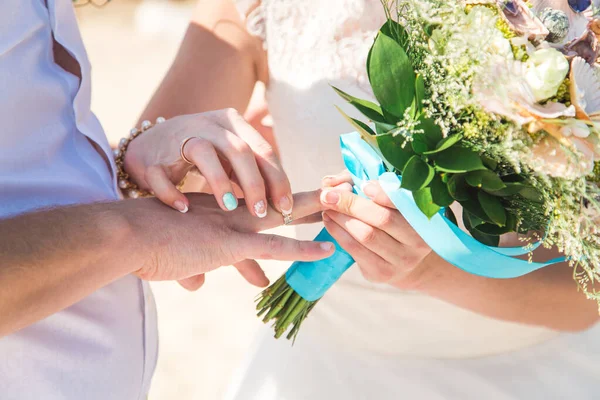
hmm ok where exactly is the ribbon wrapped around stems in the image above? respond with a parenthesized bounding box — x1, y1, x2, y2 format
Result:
(285, 132, 566, 302)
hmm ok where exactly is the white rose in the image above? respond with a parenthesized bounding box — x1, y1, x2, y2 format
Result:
(524, 48, 569, 102)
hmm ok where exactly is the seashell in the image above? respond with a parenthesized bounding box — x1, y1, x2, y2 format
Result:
(569, 56, 600, 120)
(532, 0, 592, 43)
(496, 0, 549, 39)
(539, 7, 570, 43)
(530, 135, 595, 178)
(564, 20, 600, 63)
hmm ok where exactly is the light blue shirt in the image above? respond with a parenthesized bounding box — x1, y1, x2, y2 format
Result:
(0, 1, 158, 398)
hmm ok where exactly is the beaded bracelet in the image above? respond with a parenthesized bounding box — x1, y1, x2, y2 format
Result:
(113, 117, 165, 199)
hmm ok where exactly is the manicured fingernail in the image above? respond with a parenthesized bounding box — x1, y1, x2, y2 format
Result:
(321, 175, 336, 186)
(174, 200, 188, 214)
(362, 182, 377, 198)
(322, 211, 331, 222)
(254, 200, 267, 218)
(320, 242, 334, 251)
(321, 190, 340, 205)
(279, 196, 293, 215)
(222, 192, 238, 211)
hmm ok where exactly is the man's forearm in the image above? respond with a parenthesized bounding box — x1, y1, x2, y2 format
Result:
(0, 200, 152, 337)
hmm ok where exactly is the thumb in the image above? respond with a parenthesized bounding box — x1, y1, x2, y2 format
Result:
(144, 165, 190, 213)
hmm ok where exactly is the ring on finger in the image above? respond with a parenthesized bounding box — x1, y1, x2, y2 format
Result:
(283, 212, 293, 225)
(180, 137, 196, 165)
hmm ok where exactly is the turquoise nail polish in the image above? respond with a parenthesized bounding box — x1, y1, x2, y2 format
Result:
(222, 192, 238, 211)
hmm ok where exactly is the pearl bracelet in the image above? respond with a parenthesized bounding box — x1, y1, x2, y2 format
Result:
(114, 117, 166, 199)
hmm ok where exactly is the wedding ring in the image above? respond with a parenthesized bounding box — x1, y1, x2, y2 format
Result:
(180, 137, 196, 165)
(283, 213, 293, 225)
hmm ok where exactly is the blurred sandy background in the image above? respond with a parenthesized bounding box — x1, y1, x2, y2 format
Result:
(76, 1, 285, 398)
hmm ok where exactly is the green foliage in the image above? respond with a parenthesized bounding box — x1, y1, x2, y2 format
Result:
(478, 191, 507, 227)
(423, 134, 462, 155)
(368, 29, 415, 120)
(332, 86, 385, 123)
(433, 146, 486, 173)
(401, 156, 435, 191)
(376, 133, 414, 171)
(465, 170, 506, 191)
(413, 187, 441, 219)
(431, 175, 454, 207)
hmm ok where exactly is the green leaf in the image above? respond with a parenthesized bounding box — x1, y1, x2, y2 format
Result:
(413, 187, 441, 219)
(486, 182, 525, 196)
(411, 135, 430, 154)
(471, 228, 501, 247)
(505, 213, 517, 231)
(411, 116, 443, 154)
(423, 134, 462, 155)
(418, 116, 443, 145)
(481, 154, 498, 170)
(475, 223, 511, 235)
(465, 170, 506, 191)
(414, 74, 425, 114)
(376, 133, 415, 172)
(335, 106, 379, 151)
(368, 31, 415, 120)
(375, 122, 396, 135)
(380, 19, 410, 47)
(433, 146, 485, 173)
(430, 175, 454, 207)
(447, 174, 469, 201)
(332, 86, 385, 123)
(445, 207, 458, 226)
(462, 209, 481, 230)
(478, 191, 507, 227)
(401, 156, 435, 191)
(461, 197, 493, 224)
(463, 210, 500, 247)
(519, 187, 544, 203)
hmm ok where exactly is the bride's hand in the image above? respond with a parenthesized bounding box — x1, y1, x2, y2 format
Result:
(320, 171, 432, 287)
(123, 108, 293, 217)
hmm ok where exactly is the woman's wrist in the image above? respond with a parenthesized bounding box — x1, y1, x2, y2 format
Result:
(390, 251, 445, 292)
(116, 117, 166, 198)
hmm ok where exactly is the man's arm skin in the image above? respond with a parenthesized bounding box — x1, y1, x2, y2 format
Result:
(0, 192, 329, 337)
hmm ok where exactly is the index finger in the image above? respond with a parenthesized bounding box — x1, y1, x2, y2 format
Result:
(218, 108, 293, 216)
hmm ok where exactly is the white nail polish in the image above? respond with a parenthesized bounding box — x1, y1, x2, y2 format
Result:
(320, 242, 334, 251)
(254, 200, 267, 218)
(174, 201, 188, 214)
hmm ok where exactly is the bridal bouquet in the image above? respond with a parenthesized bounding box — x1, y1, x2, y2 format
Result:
(257, 0, 600, 341)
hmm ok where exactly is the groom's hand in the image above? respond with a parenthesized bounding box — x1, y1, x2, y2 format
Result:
(132, 190, 333, 290)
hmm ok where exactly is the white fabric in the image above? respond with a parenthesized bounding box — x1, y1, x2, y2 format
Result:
(0, 1, 157, 399)
(227, 1, 600, 398)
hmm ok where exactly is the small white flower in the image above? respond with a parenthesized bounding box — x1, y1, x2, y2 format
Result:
(524, 48, 569, 102)
(560, 120, 591, 138)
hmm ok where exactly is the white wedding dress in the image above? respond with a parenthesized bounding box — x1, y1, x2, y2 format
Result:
(225, 1, 600, 398)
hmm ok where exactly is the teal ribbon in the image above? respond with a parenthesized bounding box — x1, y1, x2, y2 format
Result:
(285, 132, 565, 301)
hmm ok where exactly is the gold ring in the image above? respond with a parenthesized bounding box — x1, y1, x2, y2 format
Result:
(283, 213, 293, 225)
(180, 137, 196, 165)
